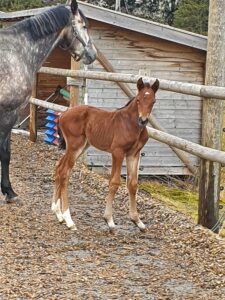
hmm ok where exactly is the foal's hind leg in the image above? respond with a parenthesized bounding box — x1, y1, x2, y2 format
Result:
(53, 150, 77, 229)
(52, 137, 88, 230)
(126, 152, 146, 231)
(104, 152, 124, 231)
(52, 169, 64, 223)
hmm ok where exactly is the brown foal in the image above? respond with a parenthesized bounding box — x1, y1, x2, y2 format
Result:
(52, 78, 159, 231)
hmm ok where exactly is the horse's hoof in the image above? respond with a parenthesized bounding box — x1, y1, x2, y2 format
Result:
(5, 195, 23, 206)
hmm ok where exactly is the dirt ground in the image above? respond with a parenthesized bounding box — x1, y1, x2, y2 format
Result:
(0, 134, 225, 300)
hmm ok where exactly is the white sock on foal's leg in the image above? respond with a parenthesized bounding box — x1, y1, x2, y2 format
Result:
(51, 198, 64, 223)
(103, 205, 116, 231)
(136, 219, 146, 231)
(62, 208, 77, 230)
(107, 217, 116, 231)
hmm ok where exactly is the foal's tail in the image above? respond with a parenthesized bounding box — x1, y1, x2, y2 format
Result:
(58, 127, 66, 150)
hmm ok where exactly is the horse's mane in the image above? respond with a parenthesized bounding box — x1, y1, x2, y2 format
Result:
(8, 5, 71, 40)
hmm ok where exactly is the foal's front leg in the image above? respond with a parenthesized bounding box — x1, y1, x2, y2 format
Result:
(104, 152, 124, 231)
(126, 153, 146, 231)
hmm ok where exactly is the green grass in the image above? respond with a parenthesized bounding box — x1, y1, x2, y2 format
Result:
(140, 181, 199, 221)
(140, 180, 225, 236)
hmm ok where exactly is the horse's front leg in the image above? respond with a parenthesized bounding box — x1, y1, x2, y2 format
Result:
(0, 133, 18, 202)
(126, 152, 146, 232)
(104, 151, 124, 231)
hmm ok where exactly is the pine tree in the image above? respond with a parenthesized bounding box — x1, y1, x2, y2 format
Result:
(173, 0, 209, 35)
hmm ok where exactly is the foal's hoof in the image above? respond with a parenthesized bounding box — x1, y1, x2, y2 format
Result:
(103, 216, 116, 233)
(131, 219, 147, 232)
(139, 226, 147, 233)
(67, 224, 77, 231)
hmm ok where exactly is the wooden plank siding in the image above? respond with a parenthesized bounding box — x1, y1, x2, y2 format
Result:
(37, 47, 71, 101)
(36, 48, 71, 128)
(84, 22, 206, 175)
(17, 47, 71, 128)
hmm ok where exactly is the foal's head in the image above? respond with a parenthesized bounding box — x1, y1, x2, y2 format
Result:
(136, 78, 159, 128)
(60, 0, 96, 64)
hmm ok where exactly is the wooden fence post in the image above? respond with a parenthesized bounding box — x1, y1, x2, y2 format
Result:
(70, 59, 80, 107)
(29, 75, 38, 142)
(198, 0, 225, 231)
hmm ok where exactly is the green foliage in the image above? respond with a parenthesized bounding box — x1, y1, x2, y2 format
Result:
(0, 0, 209, 36)
(173, 0, 209, 35)
(0, 0, 65, 12)
(0, 0, 43, 11)
(85, 0, 178, 25)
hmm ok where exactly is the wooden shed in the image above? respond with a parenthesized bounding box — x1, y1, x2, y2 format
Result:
(0, 2, 207, 175)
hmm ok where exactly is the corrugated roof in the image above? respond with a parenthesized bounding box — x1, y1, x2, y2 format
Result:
(0, 1, 207, 51)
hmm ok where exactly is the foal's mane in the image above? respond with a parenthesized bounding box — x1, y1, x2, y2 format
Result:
(8, 5, 72, 40)
(117, 97, 135, 110)
(118, 82, 151, 110)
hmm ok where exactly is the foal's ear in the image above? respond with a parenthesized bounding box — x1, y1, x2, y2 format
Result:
(66, 0, 78, 14)
(151, 79, 159, 94)
(137, 77, 145, 91)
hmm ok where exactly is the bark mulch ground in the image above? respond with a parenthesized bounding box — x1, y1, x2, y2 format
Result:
(0, 134, 224, 300)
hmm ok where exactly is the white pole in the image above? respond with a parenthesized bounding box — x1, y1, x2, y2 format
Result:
(115, 0, 121, 11)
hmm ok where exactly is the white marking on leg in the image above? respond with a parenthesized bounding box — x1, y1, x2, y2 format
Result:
(107, 218, 115, 230)
(51, 199, 64, 223)
(62, 208, 77, 230)
(136, 219, 146, 231)
(104, 201, 116, 230)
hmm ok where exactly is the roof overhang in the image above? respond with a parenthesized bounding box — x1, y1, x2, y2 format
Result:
(0, 2, 207, 51)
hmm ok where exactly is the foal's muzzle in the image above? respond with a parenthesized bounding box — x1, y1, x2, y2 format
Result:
(138, 117, 148, 128)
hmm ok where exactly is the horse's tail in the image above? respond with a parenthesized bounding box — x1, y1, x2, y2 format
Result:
(58, 127, 66, 150)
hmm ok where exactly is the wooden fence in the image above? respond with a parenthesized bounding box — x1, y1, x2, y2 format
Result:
(34, 67, 225, 165)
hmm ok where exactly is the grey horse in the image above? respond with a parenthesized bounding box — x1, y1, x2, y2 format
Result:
(0, 0, 96, 203)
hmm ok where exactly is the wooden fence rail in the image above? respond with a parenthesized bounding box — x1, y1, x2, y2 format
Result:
(39, 67, 225, 100)
(30, 97, 67, 112)
(146, 127, 225, 165)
